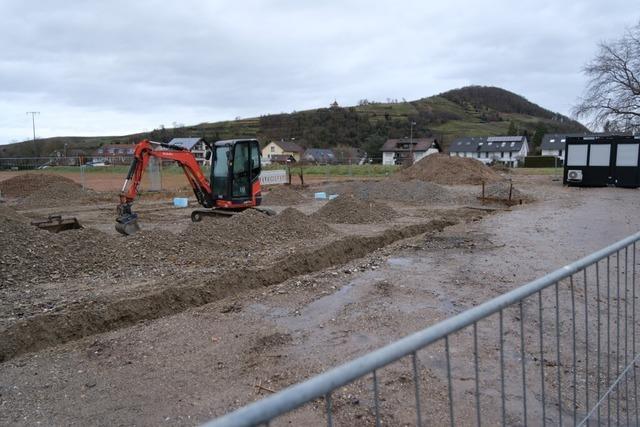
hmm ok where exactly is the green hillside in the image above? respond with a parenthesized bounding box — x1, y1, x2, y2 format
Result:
(1, 86, 588, 158)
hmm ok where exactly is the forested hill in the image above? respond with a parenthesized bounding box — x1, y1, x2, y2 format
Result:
(2, 86, 588, 157)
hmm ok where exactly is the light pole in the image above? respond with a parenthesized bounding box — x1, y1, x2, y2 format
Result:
(409, 121, 416, 164)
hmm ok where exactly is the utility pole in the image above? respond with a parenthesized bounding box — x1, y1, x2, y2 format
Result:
(409, 121, 416, 164)
(26, 111, 40, 142)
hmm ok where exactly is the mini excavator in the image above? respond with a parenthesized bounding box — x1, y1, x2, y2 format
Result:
(115, 138, 269, 235)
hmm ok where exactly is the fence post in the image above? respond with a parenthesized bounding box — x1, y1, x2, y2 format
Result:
(80, 165, 86, 191)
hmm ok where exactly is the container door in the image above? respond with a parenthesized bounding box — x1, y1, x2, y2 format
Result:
(587, 143, 612, 186)
(614, 143, 640, 188)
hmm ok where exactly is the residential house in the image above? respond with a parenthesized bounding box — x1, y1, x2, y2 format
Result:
(449, 135, 529, 167)
(93, 144, 136, 164)
(303, 148, 337, 164)
(381, 138, 441, 165)
(167, 137, 210, 165)
(268, 154, 297, 164)
(261, 140, 305, 162)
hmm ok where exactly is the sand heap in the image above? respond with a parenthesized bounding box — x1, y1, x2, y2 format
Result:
(313, 195, 396, 224)
(399, 154, 503, 185)
(0, 174, 96, 207)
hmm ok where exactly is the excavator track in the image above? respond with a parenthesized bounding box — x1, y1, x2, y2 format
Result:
(190, 207, 275, 222)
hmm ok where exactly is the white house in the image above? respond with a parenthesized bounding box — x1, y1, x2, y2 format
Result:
(168, 138, 210, 165)
(449, 135, 529, 167)
(381, 138, 441, 165)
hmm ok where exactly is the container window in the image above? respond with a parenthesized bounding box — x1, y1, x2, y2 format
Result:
(589, 144, 611, 166)
(616, 144, 639, 167)
(566, 144, 588, 166)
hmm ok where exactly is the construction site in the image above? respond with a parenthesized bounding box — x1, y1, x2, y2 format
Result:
(1, 150, 639, 426)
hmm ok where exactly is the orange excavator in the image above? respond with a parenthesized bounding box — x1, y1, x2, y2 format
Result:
(115, 138, 268, 235)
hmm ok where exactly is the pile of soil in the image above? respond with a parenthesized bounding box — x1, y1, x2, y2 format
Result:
(344, 179, 457, 204)
(0, 174, 96, 207)
(262, 185, 306, 205)
(399, 154, 503, 185)
(181, 208, 332, 251)
(0, 205, 333, 286)
(482, 181, 531, 202)
(313, 195, 396, 224)
(0, 204, 27, 222)
(0, 206, 121, 286)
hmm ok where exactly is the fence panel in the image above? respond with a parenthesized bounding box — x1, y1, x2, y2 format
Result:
(204, 232, 640, 426)
(259, 170, 288, 185)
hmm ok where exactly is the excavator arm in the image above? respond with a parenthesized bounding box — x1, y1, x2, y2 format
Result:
(115, 139, 213, 235)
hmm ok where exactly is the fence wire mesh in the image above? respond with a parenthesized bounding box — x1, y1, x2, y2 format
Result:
(204, 232, 640, 426)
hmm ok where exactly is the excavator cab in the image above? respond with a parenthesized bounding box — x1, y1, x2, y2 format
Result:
(210, 139, 262, 207)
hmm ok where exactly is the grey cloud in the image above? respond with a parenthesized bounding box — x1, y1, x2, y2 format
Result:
(0, 0, 636, 142)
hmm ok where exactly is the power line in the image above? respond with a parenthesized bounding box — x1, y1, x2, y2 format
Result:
(26, 111, 40, 142)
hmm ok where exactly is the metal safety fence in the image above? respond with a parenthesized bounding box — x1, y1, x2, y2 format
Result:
(204, 231, 640, 426)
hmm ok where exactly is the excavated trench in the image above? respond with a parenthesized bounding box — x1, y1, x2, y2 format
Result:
(0, 218, 463, 362)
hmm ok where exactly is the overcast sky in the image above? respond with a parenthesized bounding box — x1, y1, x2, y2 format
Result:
(0, 0, 636, 144)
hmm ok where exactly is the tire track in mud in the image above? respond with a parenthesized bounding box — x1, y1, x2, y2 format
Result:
(0, 219, 457, 362)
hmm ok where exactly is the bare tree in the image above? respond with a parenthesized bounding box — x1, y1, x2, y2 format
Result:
(573, 22, 640, 132)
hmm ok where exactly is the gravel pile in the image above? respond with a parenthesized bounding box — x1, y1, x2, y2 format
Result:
(399, 154, 503, 185)
(262, 185, 307, 205)
(181, 208, 331, 251)
(0, 206, 122, 286)
(344, 179, 457, 204)
(482, 181, 531, 202)
(313, 195, 396, 223)
(1, 205, 332, 286)
(0, 174, 97, 207)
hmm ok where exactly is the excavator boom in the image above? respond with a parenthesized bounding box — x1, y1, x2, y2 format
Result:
(115, 139, 213, 235)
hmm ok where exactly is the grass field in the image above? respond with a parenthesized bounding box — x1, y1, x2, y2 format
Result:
(513, 167, 563, 176)
(264, 163, 399, 176)
(36, 163, 399, 177)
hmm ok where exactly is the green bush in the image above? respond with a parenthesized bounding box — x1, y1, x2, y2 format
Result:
(524, 156, 563, 168)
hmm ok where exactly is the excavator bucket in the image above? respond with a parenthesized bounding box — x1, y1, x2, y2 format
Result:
(115, 202, 140, 235)
(115, 218, 140, 236)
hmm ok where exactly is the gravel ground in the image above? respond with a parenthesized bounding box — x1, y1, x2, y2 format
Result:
(0, 175, 638, 425)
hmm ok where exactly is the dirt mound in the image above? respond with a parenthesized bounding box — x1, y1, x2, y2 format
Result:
(181, 208, 331, 251)
(262, 185, 306, 205)
(482, 181, 532, 202)
(0, 204, 27, 222)
(0, 173, 95, 207)
(399, 154, 503, 185)
(0, 209, 123, 287)
(313, 195, 396, 223)
(344, 179, 457, 204)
